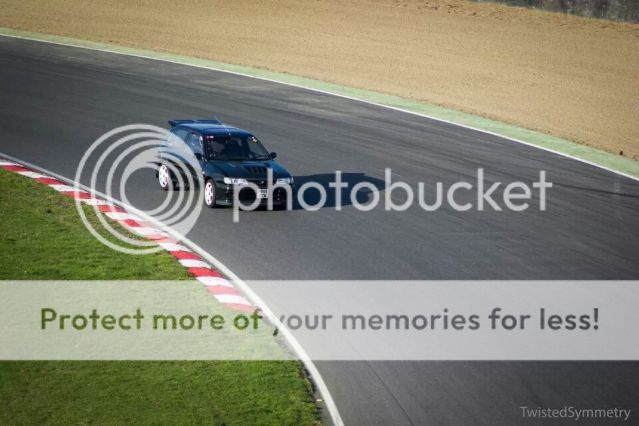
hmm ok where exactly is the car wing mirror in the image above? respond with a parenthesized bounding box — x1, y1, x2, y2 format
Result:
(194, 153, 204, 161)
(269, 152, 277, 159)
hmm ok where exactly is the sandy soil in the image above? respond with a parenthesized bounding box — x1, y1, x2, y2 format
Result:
(2, 0, 637, 158)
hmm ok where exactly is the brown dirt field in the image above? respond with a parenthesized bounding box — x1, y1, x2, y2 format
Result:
(2, 0, 637, 158)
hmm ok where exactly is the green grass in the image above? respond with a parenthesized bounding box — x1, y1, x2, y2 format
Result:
(0, 169, 191, 280)
(0, 362, 318, 425)
(0, 169, 321, 425)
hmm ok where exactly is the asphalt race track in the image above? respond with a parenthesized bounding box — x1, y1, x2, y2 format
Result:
(2, 37, 639, 425)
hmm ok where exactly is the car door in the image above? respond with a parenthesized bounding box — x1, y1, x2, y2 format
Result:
(184, 131, 205, 179)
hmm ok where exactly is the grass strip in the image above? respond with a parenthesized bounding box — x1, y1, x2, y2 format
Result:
(0, 27, 637, 179)
(0, 169, 320, 425)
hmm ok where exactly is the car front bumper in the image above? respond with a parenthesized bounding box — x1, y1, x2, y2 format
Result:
(214, 181, 293, 206)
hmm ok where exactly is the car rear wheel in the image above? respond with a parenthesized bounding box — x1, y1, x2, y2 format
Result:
(158, 163, 172, 191)
(204, 179, 217, 208)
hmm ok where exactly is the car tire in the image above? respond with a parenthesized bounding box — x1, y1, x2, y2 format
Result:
(204, 179, 217, 208)
(158, 163, 173, 191)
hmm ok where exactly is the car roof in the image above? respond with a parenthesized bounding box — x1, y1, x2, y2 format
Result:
(169, 119, 252, 137)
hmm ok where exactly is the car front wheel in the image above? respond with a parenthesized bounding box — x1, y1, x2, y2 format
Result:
(158, 163, 172, 191)
(204, 179, 216, 208)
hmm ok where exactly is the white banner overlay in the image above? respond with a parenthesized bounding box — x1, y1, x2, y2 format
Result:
(1, 281, 637, 360)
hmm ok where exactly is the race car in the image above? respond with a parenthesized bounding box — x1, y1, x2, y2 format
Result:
(157, 119, 294, 209)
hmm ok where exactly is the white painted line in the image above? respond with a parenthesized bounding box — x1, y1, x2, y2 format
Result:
(179, 259, 211, 268)
(1, 148, 345, 426)
(48, 184, 76, 192)
(1, 32, 633, 190)
(213, 294, 252, 306)
(158, 242, 190, 252)
(17, 171, 50, 179)
(196, 276, 234, 288)
(129, 226, 165, 236)
(81, 198, 110, 206)
(104, 211, 143, 221)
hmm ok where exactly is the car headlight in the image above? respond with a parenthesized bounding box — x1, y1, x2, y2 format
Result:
(276, 177, 294, 185)
(223, 177, 248, 185)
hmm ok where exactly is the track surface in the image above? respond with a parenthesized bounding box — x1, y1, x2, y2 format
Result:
(2, 37, 639, 424)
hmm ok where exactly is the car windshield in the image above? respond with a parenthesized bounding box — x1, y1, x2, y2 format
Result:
(205, 135, 270, 161)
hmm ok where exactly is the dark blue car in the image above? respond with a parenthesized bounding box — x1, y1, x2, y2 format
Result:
(157, 119, 294, 208)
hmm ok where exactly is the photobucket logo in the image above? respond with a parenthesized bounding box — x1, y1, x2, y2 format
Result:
(74, 124, 203, 254)
(233, 168, 552, 222)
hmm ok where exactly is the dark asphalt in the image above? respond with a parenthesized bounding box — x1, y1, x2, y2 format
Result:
(1, 36, 638, 425)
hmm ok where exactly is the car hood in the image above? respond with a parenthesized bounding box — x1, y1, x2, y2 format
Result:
(206, 160, 291, 179)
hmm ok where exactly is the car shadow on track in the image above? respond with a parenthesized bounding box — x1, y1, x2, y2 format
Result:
(291, 172, 386, 210)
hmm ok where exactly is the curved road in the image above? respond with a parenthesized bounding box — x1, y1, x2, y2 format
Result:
(1, 37, 638, 424)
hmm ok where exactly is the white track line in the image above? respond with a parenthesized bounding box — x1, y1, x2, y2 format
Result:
(0, 152, 344, 426)
(178, 259, 211, 268)
(3, 32, 636, 426)
(48, 184, 76, 192)
(196, 276, 235, 288)
(157, 242, 191, 252)
(212, 294, 252, 306)
(17, 171, 51, 179)
(0, 32, 636, 186)
(104, 211, 142, 221)
(128, 226, 163, 236)
(82, 198, 110, 206)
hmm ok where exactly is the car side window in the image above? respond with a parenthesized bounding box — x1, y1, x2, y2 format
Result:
(185, 132, 203, 156)
(167, 128, 188, 146)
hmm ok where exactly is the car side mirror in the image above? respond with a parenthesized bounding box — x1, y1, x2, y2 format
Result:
(269, 152, 277, 159)
(194, 153, 204, 161)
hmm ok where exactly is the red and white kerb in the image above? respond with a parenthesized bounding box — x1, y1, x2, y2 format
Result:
(0, 158, 254, 312)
